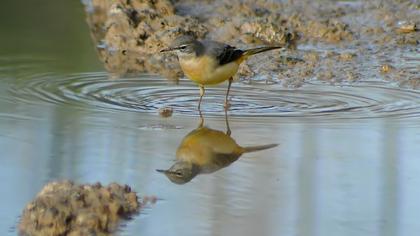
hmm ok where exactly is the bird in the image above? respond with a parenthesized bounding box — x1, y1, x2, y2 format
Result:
(156, 111, 278, 184)
(160, 35, 284, 110)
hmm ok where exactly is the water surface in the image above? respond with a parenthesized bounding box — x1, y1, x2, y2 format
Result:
(1, 60, 420, 236)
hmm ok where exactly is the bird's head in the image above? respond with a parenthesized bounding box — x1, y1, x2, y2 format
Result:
(160, 35, 203, 58)
(156, 161, 199, 184)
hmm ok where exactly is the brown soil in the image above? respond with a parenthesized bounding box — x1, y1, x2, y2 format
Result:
(19, 181, 154, 236)
(83, 0, 419, 88)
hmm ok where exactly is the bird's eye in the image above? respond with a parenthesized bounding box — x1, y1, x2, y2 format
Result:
(175, 171, 183, 177)
(179, 45, 187, 50)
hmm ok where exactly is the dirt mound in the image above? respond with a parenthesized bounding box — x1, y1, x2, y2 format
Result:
(19, 181, 154, 236)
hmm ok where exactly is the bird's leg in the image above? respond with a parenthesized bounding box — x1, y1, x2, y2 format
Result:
(198, 106, 204, 128)
(224, 77, 233, 110)
(224, 108, 231, 136)
(198, 85, 205, 111)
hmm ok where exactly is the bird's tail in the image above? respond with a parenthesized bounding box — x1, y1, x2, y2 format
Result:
(244, 46, 283, 56)
(237, 46, 283, 63)
(242, 143, 278, 153)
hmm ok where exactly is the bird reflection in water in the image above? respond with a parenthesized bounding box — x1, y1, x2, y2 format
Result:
(157, 111, 278, 184)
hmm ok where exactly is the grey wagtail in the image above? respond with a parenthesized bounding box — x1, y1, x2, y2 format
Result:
(160, 35, 283, 110)
(156, 111, 278, 184)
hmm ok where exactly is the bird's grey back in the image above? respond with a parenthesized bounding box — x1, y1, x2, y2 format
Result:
(171, 36, 245, 65)
(201, 40, 244, 65)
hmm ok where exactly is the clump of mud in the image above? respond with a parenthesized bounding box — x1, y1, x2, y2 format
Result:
(83, 0, 419, 89)
(19, 181, 152, 236)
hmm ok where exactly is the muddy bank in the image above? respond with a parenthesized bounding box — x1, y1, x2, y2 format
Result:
(83, 0, 419, 88)
(19, 181, 155, 236)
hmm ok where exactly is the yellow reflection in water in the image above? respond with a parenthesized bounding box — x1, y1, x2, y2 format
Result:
(157, 110, 278, 184)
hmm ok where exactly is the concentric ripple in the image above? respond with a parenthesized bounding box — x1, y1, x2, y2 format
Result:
(9, 72, 420, 119)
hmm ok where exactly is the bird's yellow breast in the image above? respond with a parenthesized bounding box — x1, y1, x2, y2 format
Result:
(176, 127, 242, 166)
(179, 55, 240, 85)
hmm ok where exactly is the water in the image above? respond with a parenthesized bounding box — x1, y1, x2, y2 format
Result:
(1, 1, 420, 236)
(2, 59, 420, 236)
(8, 70, 420, 119)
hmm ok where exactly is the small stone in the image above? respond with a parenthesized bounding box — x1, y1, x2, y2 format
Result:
(346, 72, 359, 82)
(381, 64, 393, 73)
(303, 52, 319, 62)
(159, 107, 173, 117)
(396, 21, 417, 33)
(318, 70, 334, 81)
(339, 53, 355, 61)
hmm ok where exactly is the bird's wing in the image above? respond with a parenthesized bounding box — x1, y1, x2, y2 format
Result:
(203, 40, 244, 65)
(200, 152, 241, 173)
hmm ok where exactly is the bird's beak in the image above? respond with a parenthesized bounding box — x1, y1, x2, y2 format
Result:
(160, 47, 174, 53)
(156, 169, 168, 174)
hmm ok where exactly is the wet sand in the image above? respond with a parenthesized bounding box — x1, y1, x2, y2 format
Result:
(83, 0, 419, 88)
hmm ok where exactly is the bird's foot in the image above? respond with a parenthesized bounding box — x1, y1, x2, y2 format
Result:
(223, 100, 231, 110)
